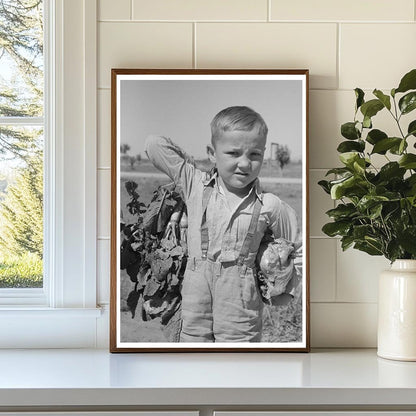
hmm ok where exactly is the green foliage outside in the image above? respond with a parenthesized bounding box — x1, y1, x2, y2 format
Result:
(0, 252, 42, 288)
(319, 68, 416, 263)
(0, 0, 44, 287)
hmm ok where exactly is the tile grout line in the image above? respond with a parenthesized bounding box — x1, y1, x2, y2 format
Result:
(130, 0, 133, 20)
(333, 229, 339, 303)
(267, 0, 271, 22)
(336, 22, 340, 90)
(193, 22, 197, 69)
(98, 19, 415, 24)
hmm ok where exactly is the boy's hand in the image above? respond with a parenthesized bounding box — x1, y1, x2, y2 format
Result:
(274, 238, 301, 268)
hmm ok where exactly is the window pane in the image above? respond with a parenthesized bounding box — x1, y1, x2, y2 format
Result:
(0, 0, 44, 290)
(0, 126, 43, 288)
(0, 0, 44, 117)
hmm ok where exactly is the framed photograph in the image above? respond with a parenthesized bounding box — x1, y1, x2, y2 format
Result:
(110, 69, 310, 352)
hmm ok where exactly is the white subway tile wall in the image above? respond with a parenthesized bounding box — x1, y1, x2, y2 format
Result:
(99, 0, 131, 21)
(96, 0, 416, 347)
(132, 0, 269, 21)
(196, 23, 338, 89)
(270, 0, 414, 22)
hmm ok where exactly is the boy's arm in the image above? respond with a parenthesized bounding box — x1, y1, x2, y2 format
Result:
(145, 135, 196, 200)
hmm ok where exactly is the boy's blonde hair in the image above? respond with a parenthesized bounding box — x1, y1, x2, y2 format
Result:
(210, 106, 268, 146)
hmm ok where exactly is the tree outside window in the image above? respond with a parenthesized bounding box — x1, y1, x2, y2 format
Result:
(0, 0, 44, 288)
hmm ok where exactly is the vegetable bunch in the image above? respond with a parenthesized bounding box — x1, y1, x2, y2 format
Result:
(120, 181, 187, 326)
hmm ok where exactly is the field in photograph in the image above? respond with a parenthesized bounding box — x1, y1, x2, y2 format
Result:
(119, 162, 303, 343)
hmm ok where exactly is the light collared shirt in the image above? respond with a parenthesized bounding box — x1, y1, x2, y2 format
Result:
(145, 135, 301, 268)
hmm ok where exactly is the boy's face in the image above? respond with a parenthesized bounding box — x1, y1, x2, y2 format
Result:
(208, 128, 266, 197)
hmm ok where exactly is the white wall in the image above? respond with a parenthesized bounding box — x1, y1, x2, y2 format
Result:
(96, 0, 416, 348)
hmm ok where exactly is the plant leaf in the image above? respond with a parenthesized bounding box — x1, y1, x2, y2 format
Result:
(407, 120, 416, 138)
(341, 122, 361, 140)
(355, 88, 365, 110)
(325, 167, 351, 176)
(369, 203, 383, 219)
(337, 140, 365, 153)
(398, 227, 416, 255)
(341, 235, 355, 251)
(399, 154, 416, 169)
(322, 221, 351, 237)
(371, 137, 402, 154)
(377, 162, 406, 181)
(373, 89, 391, 110)
(354, 241, 383, 256)
(339, 152, 360, 167)
(399, 91, 416, 115)
(363, 116, 372, 129)
(366, 129, 388, 145)
(360, 99, 384, 119)
(318, 180, 331, 194)
(326, 203, 357, 220)
(395, 69, 416, 94)
(330, 175, 364, 200)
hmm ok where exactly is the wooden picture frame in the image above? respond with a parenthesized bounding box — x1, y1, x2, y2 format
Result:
(110, 69, 310, 352)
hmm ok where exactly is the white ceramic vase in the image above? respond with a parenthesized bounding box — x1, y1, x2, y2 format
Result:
(378, 259, 416, 361)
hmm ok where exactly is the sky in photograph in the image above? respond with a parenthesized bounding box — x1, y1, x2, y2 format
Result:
(120, 79, 303, 160)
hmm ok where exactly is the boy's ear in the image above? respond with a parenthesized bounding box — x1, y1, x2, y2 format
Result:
(206, 145, 216, 164)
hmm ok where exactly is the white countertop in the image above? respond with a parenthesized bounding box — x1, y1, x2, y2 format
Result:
(0, 348, 416, 408)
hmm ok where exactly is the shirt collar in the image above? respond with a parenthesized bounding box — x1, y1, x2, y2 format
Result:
(203, 169, 263, 203)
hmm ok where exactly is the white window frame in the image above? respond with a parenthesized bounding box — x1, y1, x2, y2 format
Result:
(0, 0, 101, 348)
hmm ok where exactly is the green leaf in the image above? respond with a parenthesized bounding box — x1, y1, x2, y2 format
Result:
(360, 99, 384, 119)
(341, 122, 361, 140)
(366, 129, 387, 145)
(322, 221, 351, 237)
(386, 240, 403, 263)
(354, 241, 383, 256)
(398, 227, 416, 255)
(389, 139, 408, 155)
(377, 162, 406, 181)
(318, 180, 331, 194)
(357, 195, 389, 212)
(337, 140, 365, 153)
(326, 203, 357, 220)
(330, 175, 362, 200)
(371, 137, 402, 154)
(339, 152, 360, 167)
(363, 116, 372, 129)
(355, 88, 365, 110)
(407, 120, 416, 137)
(352, 224, 373, 240)
(396, 69, 416, 94)
(373, 89, 391, 110)
(341, 235, 355, 251)
(369, 203, 383, 220)
(399, 92, 416, 115)
(325, 167, 352, 176)
(399, 154, 416, 169)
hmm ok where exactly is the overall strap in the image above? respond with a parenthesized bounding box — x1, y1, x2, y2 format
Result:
(237, 197, 262, 266)
(200, 185, 214, 259)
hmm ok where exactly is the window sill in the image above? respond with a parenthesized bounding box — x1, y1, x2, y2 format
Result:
(0, 349, 415, 410)
(0, 307, 103, 348)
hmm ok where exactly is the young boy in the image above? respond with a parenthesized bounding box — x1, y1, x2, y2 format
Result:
(145, 106, 300, 343)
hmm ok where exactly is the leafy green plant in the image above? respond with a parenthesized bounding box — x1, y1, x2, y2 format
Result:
(319, 69, 416, 262)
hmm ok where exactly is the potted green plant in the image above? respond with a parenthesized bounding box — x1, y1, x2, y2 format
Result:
(319, 68, 416, 361)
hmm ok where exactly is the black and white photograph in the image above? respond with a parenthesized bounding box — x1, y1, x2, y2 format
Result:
(110, 69, 309, 352)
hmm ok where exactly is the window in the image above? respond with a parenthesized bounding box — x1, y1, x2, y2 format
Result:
(0, 0, 100, 348)
(0, 0, 44, 292)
